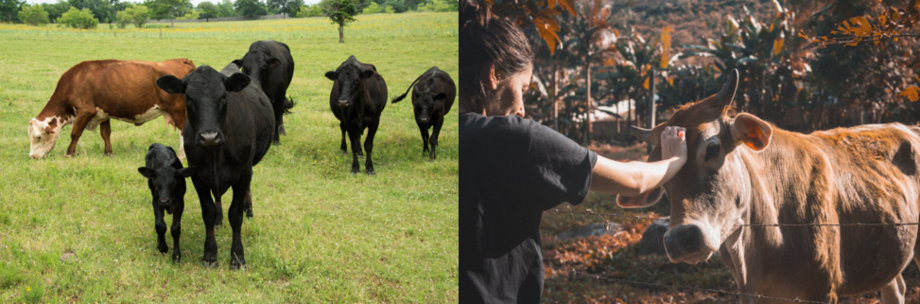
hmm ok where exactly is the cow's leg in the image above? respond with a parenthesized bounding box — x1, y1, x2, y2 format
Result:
(228, 172, 252, 270)
(430, 117, 444, 161)
(339, 121, 348, 154)
(213, 193, 223, 229)
(272, 98, 283, 145)
(153, 198, 168, 254)
(66, 110, 96, 156)
(245, 191, 253, 219)
(364, 118, 380, 175)
(348, 127, 362, 174)
(99, 119, 113, 156)
(880, 274, 906, 304)
(417, 121, 430, 158)
(170, 200, 184, 263)
(191, 176, 218, 268)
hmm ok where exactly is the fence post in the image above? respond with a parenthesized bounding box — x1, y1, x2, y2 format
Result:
(647, 68, 656, 154)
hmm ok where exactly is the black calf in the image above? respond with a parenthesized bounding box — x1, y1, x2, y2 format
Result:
(137, 143, 196, 263)
(392, 66, 456, 160)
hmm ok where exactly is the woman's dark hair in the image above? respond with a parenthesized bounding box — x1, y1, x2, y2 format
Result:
(460, 0, 534, 113)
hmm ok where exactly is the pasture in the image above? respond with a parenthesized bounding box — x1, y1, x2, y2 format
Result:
(0, 12, 458, 303)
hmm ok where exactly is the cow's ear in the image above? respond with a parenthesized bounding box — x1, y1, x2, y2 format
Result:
(731, 113, 772, 151)
(268, 58, 281, 67)
(138, 167, 156, 178)
(177, 167, 197, 178)
(232, 59, 243, 68)
(224, 73, 250, 92)
(434, 92, 447, 100)
(360, 69, 375, 79)
(44, 125, 55, 135)
(616, 187, 665, 209)
(324, 71, 338, 81)
(156, 75, 186, 95)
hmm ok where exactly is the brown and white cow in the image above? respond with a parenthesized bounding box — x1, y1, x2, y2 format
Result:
(28, 59, 195, 159)
(619, 69, 920, 303)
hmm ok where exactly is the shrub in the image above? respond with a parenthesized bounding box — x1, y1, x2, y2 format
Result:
(296, 4, 322, 17)
(384, 5, 394, 13)
(117, 5, 149, 28)
(417, 0, 451, 12)
(178, 10, 199, 20)
(19, 4, 50, 26)
(362, 2, 380, 14)
(58, 7, 99, 29)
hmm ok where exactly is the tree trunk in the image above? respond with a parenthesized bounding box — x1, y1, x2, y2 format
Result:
(338, 25, 344, 43)
(584, 61, 591, 146)
(170, 19, 175, 28)
(648, 69, 656, 154)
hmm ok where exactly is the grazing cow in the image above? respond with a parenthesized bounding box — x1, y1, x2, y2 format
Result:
(156, 63, 274, 269)
(233, 40, 295, 145)
(28, 59, 195, 159)
(618, 69, 920, 303)
(392, 66, 456, 160)
(325, 55, 388, 175)
(137, 143, 196, 263)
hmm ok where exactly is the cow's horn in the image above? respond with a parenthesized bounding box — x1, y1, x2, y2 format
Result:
(629, 125, 652, 142)
(714, 69, 739, 107)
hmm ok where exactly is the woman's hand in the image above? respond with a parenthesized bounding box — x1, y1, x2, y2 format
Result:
(660, 126, 687, 165)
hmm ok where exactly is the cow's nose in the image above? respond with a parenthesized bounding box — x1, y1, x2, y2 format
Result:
(664, 225, 704, 259)
(30, 154, 39, 159)
(338, 99, 349, 107)
(419, 116, 429, 123)
(159, 198, 170, 205)
(199, 132, 220, 147)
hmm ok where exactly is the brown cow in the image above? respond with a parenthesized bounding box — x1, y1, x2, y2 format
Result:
(619, 69, 920, 303)
(28, 59, 195, 159)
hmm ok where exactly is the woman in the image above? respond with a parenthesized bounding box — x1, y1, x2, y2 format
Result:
(458, 1, 688, 302)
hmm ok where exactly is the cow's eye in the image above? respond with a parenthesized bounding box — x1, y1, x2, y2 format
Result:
(705, 143, 720, 160)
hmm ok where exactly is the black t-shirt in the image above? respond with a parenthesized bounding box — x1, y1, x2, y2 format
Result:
(459, 112, 597, 303)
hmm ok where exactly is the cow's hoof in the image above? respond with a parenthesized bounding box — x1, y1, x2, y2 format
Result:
(103, 152, 113, 157)
(172, 254, 181, 264)
(214, 222, 222, 229)
(366, 170, 376, 176)
(65, 154, 74, 158)
(230, 262, 246, 271)
(245, 209, 253, 219)
(351, 169, 360, 174)
(157, 244, 169, 254)
(201, 260, 218, 268)
(272, 140, 281, 146)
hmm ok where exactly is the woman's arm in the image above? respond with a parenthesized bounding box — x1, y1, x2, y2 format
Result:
(589, 126, 687, 196)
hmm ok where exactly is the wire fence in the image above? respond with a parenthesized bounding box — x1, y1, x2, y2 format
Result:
(544, 206, 918, 303)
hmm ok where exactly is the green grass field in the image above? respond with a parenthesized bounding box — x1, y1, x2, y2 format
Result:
(0, 12, 458, 303)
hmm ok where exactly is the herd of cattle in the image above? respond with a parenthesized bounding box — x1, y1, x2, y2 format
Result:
(25, 39, 456, 269)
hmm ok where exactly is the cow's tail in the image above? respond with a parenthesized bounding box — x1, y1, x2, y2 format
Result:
(283, 96, 295, 115)
(392, 67, 435, 104)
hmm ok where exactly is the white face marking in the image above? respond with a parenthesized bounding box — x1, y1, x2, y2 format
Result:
(28, 116, 64, 159)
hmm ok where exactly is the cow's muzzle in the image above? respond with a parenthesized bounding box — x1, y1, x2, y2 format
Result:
(338, 99, 350, 108)
(663, 224, 715, 264)
(418, 116, 430, 123)
(158, 198, 171, 208)
(199, 132, 221, 147)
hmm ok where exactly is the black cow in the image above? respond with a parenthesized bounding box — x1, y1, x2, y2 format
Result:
(233, 40, 295, 145)
(325, 55, 388, 175)
(392, 67, 456, 160)
(156, 63, 274, 269)
(137, 143, 196, 263)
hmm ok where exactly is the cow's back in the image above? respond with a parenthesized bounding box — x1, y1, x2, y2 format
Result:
(66, 60, 190, 118)
(808, 123, 920, 294)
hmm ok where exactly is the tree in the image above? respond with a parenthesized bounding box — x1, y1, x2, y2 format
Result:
(234, 0, 266, 17)
(42, 1, 71, 22)
(267, 0, 302, 17)
(197, 1, 219, 19)
(361, 1, 379, 14)
(177, 9, 198, 19)
(320, 0, 357, 43)
(0, 0, 22, 22)
(296, 4, 321, 17)
(19, 4, 49, 25)
(144, 0, 191, 27)
(417, 0, 450, 12)
(216, 0, 237, 17)
(117, 4, 148, 28)
(58, 7, 98, 28)
(68, 0, 114, 23)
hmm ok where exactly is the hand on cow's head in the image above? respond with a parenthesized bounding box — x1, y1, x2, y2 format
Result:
(616, 187, 666, 208)
(157, 75, 186, 95)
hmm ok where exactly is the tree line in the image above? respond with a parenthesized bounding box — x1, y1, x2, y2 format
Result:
(2, 0, 457, 29)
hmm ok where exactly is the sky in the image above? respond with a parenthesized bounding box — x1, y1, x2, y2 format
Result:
(24, 0, 322, 7)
